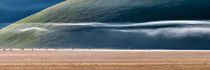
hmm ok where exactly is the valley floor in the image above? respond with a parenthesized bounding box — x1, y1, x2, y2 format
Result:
(0, 50, 210, 70)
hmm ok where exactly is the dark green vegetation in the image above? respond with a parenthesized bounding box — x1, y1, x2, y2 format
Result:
(0, 0, 210, 49)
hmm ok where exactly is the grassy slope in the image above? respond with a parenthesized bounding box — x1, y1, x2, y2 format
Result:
(0, 0, 210, 48)
(16, 0, 210, 23)
(0, 0, 164, 48)
(16, 0, 141, 23)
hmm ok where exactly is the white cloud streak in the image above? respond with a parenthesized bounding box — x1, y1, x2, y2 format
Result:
(113, 27, 210, 38)
(20, 27, 48, 32)
(15, 20, 210, 38)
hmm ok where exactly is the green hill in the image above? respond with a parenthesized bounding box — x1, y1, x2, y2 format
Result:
(0, 0, 210, 49)
(16, 0, 210, 23)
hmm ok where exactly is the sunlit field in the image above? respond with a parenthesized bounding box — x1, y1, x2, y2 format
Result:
(0, 49, 210, 70)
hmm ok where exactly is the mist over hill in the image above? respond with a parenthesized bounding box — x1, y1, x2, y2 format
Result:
(1, 21, 210, 49)
(0, 0, 210, 49)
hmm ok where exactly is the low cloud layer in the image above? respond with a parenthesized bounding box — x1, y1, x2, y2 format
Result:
(114, 27, 210, 38)
(44, 20, 210, 38)
(2, 20, 210, 49)
(15, 20, 210, 38)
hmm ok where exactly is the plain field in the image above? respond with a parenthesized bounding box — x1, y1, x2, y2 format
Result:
(0, 50, 210, 70)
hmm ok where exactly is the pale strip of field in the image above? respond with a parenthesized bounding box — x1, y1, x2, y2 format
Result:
(0, 50, 210, 70)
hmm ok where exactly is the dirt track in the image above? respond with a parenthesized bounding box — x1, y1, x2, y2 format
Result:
(0, 50, 210, 70)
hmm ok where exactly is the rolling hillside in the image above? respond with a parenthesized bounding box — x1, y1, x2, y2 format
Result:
(0, 0, 210, 49)
(16, 0, 210, 23)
